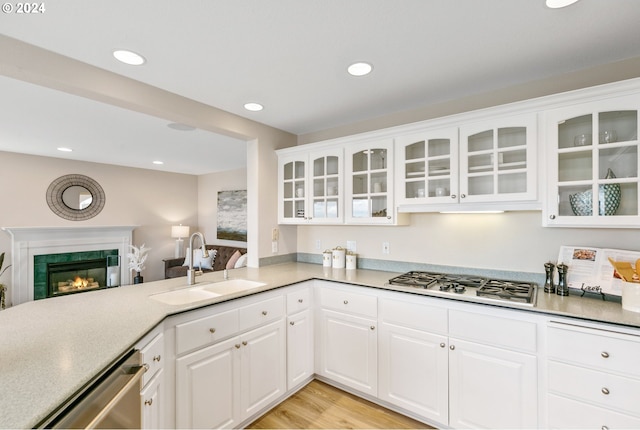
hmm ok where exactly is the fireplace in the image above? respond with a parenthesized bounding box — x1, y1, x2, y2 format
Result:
(34, 249, 120, 300)
(2, 226, 135, 305)
(47, 258, 108, 297)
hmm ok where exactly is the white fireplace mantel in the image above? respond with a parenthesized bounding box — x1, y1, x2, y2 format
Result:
(2, 226, 136, 305)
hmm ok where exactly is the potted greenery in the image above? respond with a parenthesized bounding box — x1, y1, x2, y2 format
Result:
(0, 252, 11, 309)
(127, 244, 150, 284)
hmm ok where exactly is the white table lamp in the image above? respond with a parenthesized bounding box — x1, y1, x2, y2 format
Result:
(171, 225, 190, 258)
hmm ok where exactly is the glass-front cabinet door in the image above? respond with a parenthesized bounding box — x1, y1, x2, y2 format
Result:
(278, 154, 307, 223)
(459, 113, 537, 204)
(309, 148, 343, 223)
(395, 128, 459, 205)
(345, 139, 395, 224)
(544, 96, 640, 227)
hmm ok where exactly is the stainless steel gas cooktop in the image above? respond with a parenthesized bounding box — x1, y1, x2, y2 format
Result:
(387, 271, 537, 307)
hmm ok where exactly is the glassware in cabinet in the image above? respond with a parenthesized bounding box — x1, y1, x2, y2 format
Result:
(346, 140, 398, 223)
(544, 98, 640, 227)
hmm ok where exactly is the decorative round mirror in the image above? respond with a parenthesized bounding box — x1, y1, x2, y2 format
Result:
(46, 174, 105, 221)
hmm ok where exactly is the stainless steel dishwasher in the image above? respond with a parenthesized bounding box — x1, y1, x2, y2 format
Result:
(41, 349, 145, 429)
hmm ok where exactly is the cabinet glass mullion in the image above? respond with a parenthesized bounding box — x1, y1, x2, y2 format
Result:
(555, 108, 639, 218)
(282, 160, 306, 220)
(351, 147, 388, 218)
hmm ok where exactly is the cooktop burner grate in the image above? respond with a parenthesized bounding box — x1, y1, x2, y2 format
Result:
(388, 271, 536, 305)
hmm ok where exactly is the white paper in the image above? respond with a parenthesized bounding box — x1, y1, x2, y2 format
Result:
(557, 246, 640, 296)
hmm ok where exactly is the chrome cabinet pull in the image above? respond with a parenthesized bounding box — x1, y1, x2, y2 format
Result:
(451, 195, 457, 199)
(298, 298, 303, 303)
(602, 387, 610, 395)
(370, 326, 375, 330)
(235, 344, 241, 349)
(209, 328, 216, 334)
(242, 341, 248, 346)
(289, 321, 295, 326)
(262, 311, 268, 316)
(145, 399, 153, 406)
(549, 214, 556, 220)
(601, 351, 609, 358)
(460, 194, 466, 199)
(440, 343, 446, 348)
(450, 345, 455, 350)
(602, 426, 610, 430)
(153, 355, 161, 362)
(343, 300, 348, 304)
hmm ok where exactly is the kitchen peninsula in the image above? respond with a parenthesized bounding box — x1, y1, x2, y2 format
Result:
(2, 262, 640, 429)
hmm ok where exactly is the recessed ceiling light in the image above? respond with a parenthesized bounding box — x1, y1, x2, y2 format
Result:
(545, 0, 580, 8)
(57, 147, 73, 152)
(113, 49, 146, 66)
(244, 102, 264, 112)
(167, 122, 196, 131)
(347, 62, 373, 77)
(153, 160, 164, 165)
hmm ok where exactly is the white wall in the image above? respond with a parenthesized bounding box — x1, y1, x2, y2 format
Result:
(198, 167, 248, 248)
(296, 212, 640, 274)
(0, 151, 199, 302)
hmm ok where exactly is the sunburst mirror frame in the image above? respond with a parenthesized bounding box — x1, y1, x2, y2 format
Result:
(46, 174, 106, 221)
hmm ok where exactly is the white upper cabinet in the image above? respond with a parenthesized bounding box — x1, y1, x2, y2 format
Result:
(277, 147, 344, 224)
(396, 113, 538, 212)
(543, 94, 640, 227)
(459, 114, 537, 204)
(395, 127, 459, 206)
(345, 139, 403, 224)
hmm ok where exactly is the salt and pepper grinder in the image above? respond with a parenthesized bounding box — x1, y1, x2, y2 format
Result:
(544, 262, 556, 293)
(556, 263, 569, 296)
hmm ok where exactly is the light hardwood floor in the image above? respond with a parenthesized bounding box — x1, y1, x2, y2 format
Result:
(247, 380, 434, 429)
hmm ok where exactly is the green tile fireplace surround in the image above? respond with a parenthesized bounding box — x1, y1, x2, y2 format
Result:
(34, 250, 118, 300)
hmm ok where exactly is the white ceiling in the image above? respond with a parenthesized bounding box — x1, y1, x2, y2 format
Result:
(1, 0, 640, 174)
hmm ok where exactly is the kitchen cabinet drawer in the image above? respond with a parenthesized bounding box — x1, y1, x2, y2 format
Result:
(140, 333, 164, 386)
(379, 296, 447, 334)
(176, 308, 239, 355)
(286, 287, 311, 315)
(449, 309, 537, 353)
(548, 360, 640, 416)
(319, 286, 377, 318)
(239, 296, 284, 331)
(548, 322, 640, 378)
(548, 393, 640, 429)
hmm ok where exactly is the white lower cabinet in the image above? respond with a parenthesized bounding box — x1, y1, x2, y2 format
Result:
(546, 320, 640, 429)
(141, 369, 164, 429)
(176, 336, 241, 429)
(287, 308, 314, 389)
(172, 292, 286, 429)
(317, 283, 378, 396)
(379, 321, 448, 423)
(379, 295, 538, 429)
(286, 283, 314, 390)
(448, 338, 537, 429)
(137, 327, 165, 429)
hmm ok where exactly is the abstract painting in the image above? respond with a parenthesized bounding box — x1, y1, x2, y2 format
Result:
(217, 190, 247, 241)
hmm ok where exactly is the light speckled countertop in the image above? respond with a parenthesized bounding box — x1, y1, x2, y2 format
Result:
(2, 262, 640, 429)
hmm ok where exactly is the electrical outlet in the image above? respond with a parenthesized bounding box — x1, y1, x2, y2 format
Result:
(315, 239, 322, 250)
(346, 241, 356, 252)
(271, 228, 279, 241)
(272, 241, 278, 253)
(382, 241, 390, 254)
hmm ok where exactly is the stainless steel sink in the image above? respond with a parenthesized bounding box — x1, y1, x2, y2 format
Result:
(150, 286, 221, 305)
(202, 279, 266, 295)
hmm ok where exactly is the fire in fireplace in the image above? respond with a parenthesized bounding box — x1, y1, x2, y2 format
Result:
(47, 258, 108, 298)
